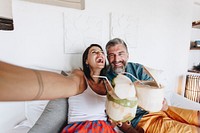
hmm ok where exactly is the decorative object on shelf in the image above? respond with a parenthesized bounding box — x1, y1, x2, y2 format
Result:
(194, 40, 200, 47)
(185, 74, 200, 103)
(190, 41, 200, 50)
(193, 63, 200, 71)
(192, 20, 200, 28)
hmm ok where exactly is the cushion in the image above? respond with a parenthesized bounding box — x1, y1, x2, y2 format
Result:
(28, 98, 68, 133)
(28, 70, 69, 133)
(15, 100, 49, 128)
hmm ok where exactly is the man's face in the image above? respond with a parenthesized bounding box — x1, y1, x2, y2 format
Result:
(107, 44, 129, 74)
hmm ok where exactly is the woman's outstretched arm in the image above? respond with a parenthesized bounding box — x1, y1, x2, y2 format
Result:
(0, 61, 84, 101)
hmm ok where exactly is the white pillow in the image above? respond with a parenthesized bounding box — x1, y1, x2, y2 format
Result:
(15, 100, 49, 128)
(14, 66, 59, 129)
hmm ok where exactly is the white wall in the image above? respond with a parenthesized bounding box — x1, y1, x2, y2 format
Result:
(188, 1, 200, 69)
(0, 0, 195, 95)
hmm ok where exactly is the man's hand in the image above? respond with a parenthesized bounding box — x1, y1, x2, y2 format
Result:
(118, 121, 144, 133)
(108, 119, 144, 133)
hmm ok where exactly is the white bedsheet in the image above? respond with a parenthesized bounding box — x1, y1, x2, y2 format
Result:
(8, 126, 30, 133)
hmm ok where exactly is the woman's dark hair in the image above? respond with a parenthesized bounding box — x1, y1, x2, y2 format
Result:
(82, 44, 107, 81)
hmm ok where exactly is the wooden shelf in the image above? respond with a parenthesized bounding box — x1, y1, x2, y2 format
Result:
(190, 47, 200, 50)
(188, 70, 200, 74)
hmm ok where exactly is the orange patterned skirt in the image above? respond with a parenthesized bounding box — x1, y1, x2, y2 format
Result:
(61, 120, 117, 133)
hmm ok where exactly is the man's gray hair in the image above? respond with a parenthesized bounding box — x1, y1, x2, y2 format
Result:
(105, 38, 128, 53)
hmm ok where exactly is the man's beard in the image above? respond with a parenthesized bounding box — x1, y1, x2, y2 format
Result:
(111, 61, 127, 74)
(114, 67, 125, 74)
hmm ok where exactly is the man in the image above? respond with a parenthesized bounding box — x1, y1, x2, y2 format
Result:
(105, 38, 200, 133)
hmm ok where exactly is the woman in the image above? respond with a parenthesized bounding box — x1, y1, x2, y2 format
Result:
(0, 44, 116, 132)
(0, 44, 143, 133)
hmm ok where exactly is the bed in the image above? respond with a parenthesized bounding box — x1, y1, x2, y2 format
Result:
(0, 68, 200, 133)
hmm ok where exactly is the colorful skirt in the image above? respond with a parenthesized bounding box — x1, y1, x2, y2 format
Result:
(61, 120, 117, 133)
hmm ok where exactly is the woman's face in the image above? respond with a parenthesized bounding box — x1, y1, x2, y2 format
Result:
(86, 46, 106, 70)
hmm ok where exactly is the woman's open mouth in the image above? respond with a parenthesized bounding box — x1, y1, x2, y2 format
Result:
(96, 58, 104, 63)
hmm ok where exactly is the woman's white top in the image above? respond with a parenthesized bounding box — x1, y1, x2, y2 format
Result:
(68, 79, 107, 123)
